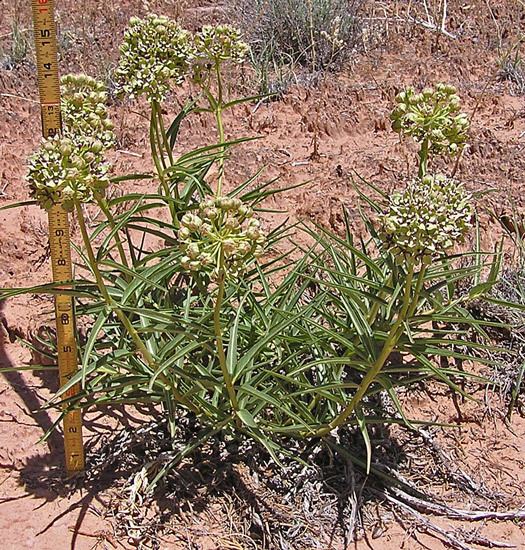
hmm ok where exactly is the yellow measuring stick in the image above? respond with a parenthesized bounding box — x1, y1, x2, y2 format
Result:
(31, 0, 84, 473)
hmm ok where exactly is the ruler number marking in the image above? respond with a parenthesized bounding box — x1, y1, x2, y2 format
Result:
(32, 0, 84, 472)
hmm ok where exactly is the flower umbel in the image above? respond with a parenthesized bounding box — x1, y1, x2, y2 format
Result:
(379, 174, 473, 264)
(193, 25, 250, 66)
(60, 74, 115, 151)
(115, 14, 194, 102)
(178, 197, 265, 281)
(390, 83, 469, 156)
(27, 136, 110, 211)
(27, 73, 115, 211)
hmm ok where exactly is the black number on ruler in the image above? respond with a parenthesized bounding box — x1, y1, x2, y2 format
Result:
(68, 427, 78, 433)
(63, 345, 72, 353)
(40, 29, 51, 38)
(55, 229, 65, 236)
(61, 313, 70, 325)
(57, 259, 66, 266)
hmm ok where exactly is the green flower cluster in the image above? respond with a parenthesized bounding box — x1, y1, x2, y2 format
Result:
(193, 25, 250, 65)
(115, 14, 194, 102)
(60, 74, 115, 151)
(379, 174, 473, 264)
(178, 197, 265, 281)
(28, 74, 114, 211)
(115, 16, 249, 101)
(27, 136, 110, 211)
(390, 83, 469, 155)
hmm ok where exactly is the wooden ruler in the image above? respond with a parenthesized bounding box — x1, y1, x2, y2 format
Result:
(31, 0, 84, 472)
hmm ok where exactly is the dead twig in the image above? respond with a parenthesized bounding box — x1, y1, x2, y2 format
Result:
(390, 493, 517, 549)
(0, 93, 39, 104)
(390, 485, 525, 521)
(388, 493, 473, 550)
(418, 428, 500, 500)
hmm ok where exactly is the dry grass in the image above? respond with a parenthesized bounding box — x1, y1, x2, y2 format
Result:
(228, 0, 364, 94)
(498, 53, 525, 95)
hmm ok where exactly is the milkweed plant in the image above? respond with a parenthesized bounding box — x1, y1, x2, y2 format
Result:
(2, 15, 504, 481)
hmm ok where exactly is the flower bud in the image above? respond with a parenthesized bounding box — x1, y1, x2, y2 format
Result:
(223, 239, 237, 255)
(178, 227, 191, 240)
(181, 213, 203, 231)
(224, 216, 240, 231)
(203, 207, 218, 220)
(60, 142, 73, 156)
(200, 223, 213, 236)
(199, 252, 212, 266)
(238, 205, 253, 218)
(237, 241, 250, 255)
(91, 140, 104, 154)
(187, 242, 200, 259)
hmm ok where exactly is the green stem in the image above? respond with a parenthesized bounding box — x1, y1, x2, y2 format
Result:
(214, 61, 226, 197)
(307, 273, 397, 416)
(150, 107, 167, 184)
(154, 102, 179, 206)
(96, 196, 157, 356)
(75, 202, 197, 413)
(213, 252, 239, 413)
(150, 102, 178, 224)
(407, 266, 426, 319)
(418, 137, 429, 178)
(151, 102, 167, 172)
(76, 201, 154, 364)
(315, 262, 423, 437)
(201, 63, 227, 197)
(155, 102, 175, 169)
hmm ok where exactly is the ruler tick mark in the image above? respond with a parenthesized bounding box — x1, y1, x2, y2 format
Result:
(31, 0, 84, 473)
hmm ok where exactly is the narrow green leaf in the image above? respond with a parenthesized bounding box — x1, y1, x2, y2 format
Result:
(355, 406, 372, 474)
(237, 408, 257, 427)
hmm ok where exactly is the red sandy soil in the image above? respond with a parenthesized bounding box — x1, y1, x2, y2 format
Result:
(1, 0, 525, 548)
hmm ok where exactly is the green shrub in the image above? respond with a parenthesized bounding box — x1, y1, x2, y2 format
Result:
(471, 213, 525, 416)
(1, 16, 504, 486)
(1, 19, 30, 69)
(230, 0, 363, 92)
(499, 50, 525, 95)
